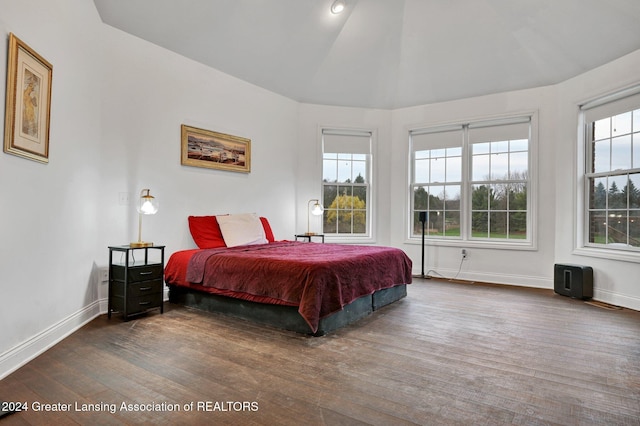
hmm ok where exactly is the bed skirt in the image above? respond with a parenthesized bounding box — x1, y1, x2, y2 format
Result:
(168, 284, 407, 336)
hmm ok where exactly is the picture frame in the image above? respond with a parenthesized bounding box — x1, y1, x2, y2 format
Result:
(181, 124, 251, 173)
(3, 33, 53, 163)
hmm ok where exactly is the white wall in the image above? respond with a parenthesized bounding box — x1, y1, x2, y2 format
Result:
(99, 26, 300, 257)
(387, 87, 558, 287)
(0, 0, 104, 377)
(298, 87, 560, 287)
(1, 0, 299, 379)
(296, 104, 392, 244)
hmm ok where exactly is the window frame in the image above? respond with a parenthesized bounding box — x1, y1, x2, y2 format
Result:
(468, 120, 531, 242)
(577, 85, 640, 260)
(409, 124, 464, 241)
(320, 127, 375, 243)
(407, 113, 538, 250)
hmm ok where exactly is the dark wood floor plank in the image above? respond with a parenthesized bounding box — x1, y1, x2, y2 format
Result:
(1, 278, 639, 425)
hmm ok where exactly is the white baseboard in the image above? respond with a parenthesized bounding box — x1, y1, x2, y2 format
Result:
(413, 267, 553, 289)
(413, 267, 640, 312)
(594, 288, 640, 311)
(0, 301, 102, 380)
(1, 288, 171, 380)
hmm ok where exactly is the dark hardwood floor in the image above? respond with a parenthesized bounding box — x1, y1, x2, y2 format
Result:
(1, 278, 639, 425)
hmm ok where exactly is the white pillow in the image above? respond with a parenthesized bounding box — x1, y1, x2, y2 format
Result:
(216, 213, 268, 247)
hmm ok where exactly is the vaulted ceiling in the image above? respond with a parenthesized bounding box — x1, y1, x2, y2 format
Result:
(93, 0, 640, 109)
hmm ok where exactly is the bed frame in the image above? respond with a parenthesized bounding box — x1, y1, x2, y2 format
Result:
(168, 283, 407, 336)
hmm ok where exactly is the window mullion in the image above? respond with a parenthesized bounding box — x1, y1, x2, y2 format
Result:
(461, 125, 471, 240)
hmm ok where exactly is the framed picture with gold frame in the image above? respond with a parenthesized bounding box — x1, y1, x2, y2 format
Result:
(3, 33, 53, 163)
(181, 124, 251, 173)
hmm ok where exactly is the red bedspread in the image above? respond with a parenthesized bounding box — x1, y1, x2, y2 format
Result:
(165, 241, 412, 333)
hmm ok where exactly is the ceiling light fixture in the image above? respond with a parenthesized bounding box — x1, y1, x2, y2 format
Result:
(331, 0, 345, 14)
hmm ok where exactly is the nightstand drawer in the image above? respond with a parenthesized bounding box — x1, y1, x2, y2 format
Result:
(112, 264, 163, 282)
(126, 294, 162, 315)
(128, 279, 163, 298)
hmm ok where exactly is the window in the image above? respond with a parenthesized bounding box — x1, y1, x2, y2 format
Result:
(409, 116, 533, 245)
(581, 87, 640, 251)
(411, 126, 463, 238)
(469, 121, 530, 240)
(322, 129, 372, 238)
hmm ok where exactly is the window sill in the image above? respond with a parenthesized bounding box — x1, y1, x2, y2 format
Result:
(324, 235, 375, 244)
(573, 246, 640, 264)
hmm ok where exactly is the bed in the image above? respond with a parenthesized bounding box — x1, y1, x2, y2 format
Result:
(164, 214, 412, 335)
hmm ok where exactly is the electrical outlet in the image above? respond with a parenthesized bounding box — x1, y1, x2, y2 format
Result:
(100, 267, 109, 282)
(461, 248, 467, 259)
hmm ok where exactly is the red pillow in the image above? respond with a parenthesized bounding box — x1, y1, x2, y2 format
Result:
(188, 216, 226, 249)
(260, 217, 275, 242)
(189, 215, 275, 248)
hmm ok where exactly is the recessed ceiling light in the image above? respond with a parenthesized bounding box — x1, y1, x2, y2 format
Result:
(331, 0, 345, 14)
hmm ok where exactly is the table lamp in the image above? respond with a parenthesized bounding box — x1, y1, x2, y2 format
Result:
(131, 188, 159, 247)
(306, 199, 324, 235)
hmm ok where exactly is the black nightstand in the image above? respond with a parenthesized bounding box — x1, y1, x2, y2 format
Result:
(295, 234, 325, 243)
(108, 245, 165, 320)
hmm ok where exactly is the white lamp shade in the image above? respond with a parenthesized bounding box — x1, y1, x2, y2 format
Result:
(137, 189, 159, 215)
(131, 188, 158, 247)
(311, 202, 324, 215)
(306, 198, 324, 235)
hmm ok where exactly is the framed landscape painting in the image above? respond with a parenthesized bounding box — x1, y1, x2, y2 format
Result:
(3, 33, 53, 163)
(181, 124, 251, 173)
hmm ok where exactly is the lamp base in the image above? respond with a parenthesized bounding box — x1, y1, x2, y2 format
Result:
(130, 241, 154, 248)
